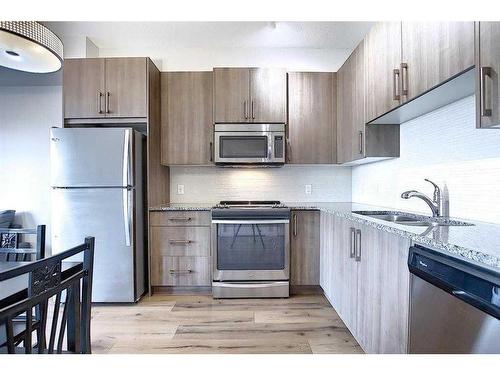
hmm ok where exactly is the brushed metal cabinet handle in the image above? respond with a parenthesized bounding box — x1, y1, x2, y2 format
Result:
(251, 100, 255, 120)
(169, 269, 193, 275)
(358, 131, 363, 155)
(481, 67, 492, 117)
(168, 217, 192, 222)
(293, 214, 298, 237)
(350, 227, 356, 258)
(401, 63, 409, 96)
(355, 229, 362, 262)
(244, 101, 248, 119)
(105, 92, 110, 114)
(392, 69, 401, 101)
(209, 141, 213, 162)
(97, 92, 103, 114)
(168, 240, 193, 245)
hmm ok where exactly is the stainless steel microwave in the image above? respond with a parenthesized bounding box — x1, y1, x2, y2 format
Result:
(214, 123, 285, 165)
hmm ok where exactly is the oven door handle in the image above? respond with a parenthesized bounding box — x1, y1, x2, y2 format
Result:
(211, 220, 290, 224)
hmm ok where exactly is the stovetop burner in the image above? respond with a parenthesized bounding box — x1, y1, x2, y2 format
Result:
(215, 200, 286, 209)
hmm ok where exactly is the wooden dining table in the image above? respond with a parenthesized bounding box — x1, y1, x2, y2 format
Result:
(0, 260, 83, 348)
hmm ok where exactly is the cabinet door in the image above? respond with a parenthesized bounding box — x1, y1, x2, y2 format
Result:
(290, 210, 320, 286)
(319, 211, 334, 299)
(288, 72, 336, 164)
(337, 42, 365, 164)
(63, 58, 106, 119)
(356, 225, 411, 354)
(249, 68, 287, 123)
(161, 72, 213, 165)
(105, 58, 147, 118)
(402, 22, 474, 101)
(329, 216, 358, 335)
(476, 22, 500, 128)
(364, 22, 402, 122)
(213, 68, 250, 123)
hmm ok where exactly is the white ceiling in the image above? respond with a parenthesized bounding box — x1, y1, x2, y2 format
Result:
(45, 22, 373, 50)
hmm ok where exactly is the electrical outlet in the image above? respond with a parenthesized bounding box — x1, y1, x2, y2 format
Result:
(305, 184, 312, 195)
(177, 184, 185, 195)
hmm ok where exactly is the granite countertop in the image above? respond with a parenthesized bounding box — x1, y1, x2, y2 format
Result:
(149, 203, 214, 211)
(285, 202, 500, 272)
(149, 202, 500, 272)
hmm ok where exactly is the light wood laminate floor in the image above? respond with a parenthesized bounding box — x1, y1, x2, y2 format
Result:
(90, 294, 363, 354)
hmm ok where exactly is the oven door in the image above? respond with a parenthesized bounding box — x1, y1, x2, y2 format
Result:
(212, 220, 290, 281)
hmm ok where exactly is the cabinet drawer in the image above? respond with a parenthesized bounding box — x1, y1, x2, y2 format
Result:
(152, 256, 211, 286)
(151, 226, 210, 257)
(150, 211, 211, 226)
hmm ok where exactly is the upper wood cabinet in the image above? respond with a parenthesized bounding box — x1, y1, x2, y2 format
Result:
(476, 22, 500, 128)
(104, 58, 147, 118)
(250, 68, 287, 123)
(290, 210, 320, 286)
(337, 43, 365, 164)
(364, 22, 403, 122)
(161, 72, 213, 165)
(337, 41, 400, 165)
(213, 67, 286, 123)
(64, 57, 148, 119)
(63, 58, 106, 119)
(288, 72, 337, 164)
(213, 68, 249, 123)
(401, 22, 474, 101)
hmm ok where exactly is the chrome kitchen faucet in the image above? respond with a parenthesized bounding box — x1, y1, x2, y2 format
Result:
(401, 179, 444, 217)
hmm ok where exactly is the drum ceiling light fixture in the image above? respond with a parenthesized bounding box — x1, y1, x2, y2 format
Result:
(0, 21, 63, 73)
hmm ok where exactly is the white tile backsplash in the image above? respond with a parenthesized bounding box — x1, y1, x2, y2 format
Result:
(170, 166, 352, 203)
(352, 95, 500, 224)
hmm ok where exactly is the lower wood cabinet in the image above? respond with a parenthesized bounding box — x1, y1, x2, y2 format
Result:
(355, 222, 411, 354)
(149, 210, 211, 287)
(290, 210, 320, 286)
(320, 212, 411, 353)
(152, 256, 211, 286)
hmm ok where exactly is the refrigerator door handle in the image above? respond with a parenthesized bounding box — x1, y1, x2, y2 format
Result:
(123, 187, 132, 247)
(122, 130, 131, 188)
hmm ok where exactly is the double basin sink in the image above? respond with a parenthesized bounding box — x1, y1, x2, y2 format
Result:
(352, 211, 474, 227)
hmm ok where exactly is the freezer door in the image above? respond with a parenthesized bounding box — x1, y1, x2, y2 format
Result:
(50, 127, 133, 187)
(52, 187, 136, 302)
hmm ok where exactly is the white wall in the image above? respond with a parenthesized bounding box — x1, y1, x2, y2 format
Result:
(0, 86, 62, 251)
(352, 95, 500, 224)
(170, 166, 352, 203)
(99, 47, 352, 72)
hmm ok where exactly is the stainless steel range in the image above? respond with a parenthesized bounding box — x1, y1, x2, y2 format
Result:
(211, 201, 290, 298)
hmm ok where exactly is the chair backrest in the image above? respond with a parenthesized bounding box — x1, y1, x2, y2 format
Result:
(0, 225, 46, 262)
(0, 237, 94, 354)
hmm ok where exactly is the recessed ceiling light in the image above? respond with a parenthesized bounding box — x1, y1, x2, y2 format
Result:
(0, 21, 63, 73)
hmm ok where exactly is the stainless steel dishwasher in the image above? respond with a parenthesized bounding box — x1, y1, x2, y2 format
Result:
(408, 245, 500, 354)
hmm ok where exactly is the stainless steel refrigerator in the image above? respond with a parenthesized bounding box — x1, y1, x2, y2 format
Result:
(50, 127, 146, 303)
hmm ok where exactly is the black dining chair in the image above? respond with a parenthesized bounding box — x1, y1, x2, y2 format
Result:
(0, 237, 95, 354)
(0, 225, 46, 262)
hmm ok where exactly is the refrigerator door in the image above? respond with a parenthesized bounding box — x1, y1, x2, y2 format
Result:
(50, 127, 133, 188)
(52, 187, 136, 302)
